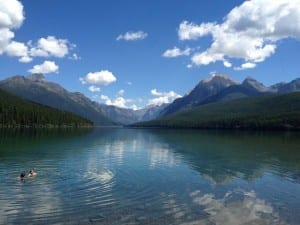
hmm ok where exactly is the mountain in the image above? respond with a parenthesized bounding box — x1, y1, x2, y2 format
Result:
(270, 82, 286, 91)
(98, 105, 140, 125)
(160, 75, 300, 117)
(160, 74, 237, 116)
(137, 104, 168, 121)
(133, 92, 300, 130)
(199, 77, 274, 105)
(241, 76, 273, 93)
(98, 103, 168, 125)
(276, 78, 300, 93)
(0, 74, 115, 126)
(0, 88, 92, 128)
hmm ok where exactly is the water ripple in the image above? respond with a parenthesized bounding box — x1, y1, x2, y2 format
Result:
(1, 129, 300, 224)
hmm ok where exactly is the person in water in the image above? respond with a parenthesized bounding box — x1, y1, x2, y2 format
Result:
(20, 172, 26, 180)
(28, 169, 37, 177)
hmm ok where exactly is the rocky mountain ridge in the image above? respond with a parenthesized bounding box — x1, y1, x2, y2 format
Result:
(160, 74, 300, 116)
(0, 74, 167, 125)
(1, 73, 299, 124)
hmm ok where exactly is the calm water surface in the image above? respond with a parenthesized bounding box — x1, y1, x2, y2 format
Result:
(0, 128, 299, 225)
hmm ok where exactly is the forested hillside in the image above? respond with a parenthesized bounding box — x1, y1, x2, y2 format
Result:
(133, 92, 300, 130)
(0, 75, 115, 126)
(0, 89, 93, 128)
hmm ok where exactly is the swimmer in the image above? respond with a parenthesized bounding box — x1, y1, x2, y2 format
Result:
(20, 172, 26, 180)
(28, 169, 37, 177)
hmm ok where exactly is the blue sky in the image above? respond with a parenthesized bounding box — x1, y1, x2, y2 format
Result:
(1, 0, 300, 109)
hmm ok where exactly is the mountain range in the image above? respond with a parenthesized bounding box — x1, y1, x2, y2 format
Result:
(160, 74, 300, 116)
(0, 73, 300, 127)
(132, 74, 300, 129)
(0, 74, 166, 125)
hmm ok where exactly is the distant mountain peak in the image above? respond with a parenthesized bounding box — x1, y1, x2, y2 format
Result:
(242, 76, 258, 86)
(276, 78, 300, 93)
(202, 74, 237, 85)
(243, 76, 257, 82)
(160, 74, 237, 116)
(28, 73, 46, 82)
(242, 76, 271, 92)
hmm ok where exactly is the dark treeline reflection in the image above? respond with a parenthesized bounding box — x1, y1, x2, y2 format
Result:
(0, 127, 93, 138)
(145, 129, 300, 184)
(0, 128, 142, 160)
(0, 128, 93, 156)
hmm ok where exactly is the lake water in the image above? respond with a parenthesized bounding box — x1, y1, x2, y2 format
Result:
(0, 128, 299, 225)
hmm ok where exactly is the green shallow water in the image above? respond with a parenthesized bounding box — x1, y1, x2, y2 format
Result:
(0, 128, 299, 225)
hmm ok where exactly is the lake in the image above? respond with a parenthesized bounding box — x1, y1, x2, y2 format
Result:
(0, 128, 299, 225)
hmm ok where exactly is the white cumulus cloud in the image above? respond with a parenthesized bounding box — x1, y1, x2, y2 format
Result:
(112, 97, 128, 108)
(223, 61, 232, 68)
(178, 21, 216, 41)
(234, 62, 257, 71)
(0, 28, 14, 54)
(88, 85, 101, 92)
(0, 0, 24, 30)
(0, 0, 76, 63)
(5, 41, 32, 62)
(81, 70, 117, 86)
(116, 31, 148, 41)
(28, 60, 59, 74)
(0, 0, 24, 56)
(191, 51, 224, 66)
(148, 89, 181, 106)
(101, 95, 131, 109)
(100, 91, 140, 110)
(30, 36, 72, 58)
(100, 95, 112, 104)
(162, 47, 191, 58)
(178, 0, 300, 69)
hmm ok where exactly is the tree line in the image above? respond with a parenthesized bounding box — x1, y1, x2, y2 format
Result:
(0, 89, 93, 128)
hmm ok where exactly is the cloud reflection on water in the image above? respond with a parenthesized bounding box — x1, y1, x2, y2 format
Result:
(189, 189, 286, 225)
(149, 143, 181, 169)
(84, 169, 114, 184)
